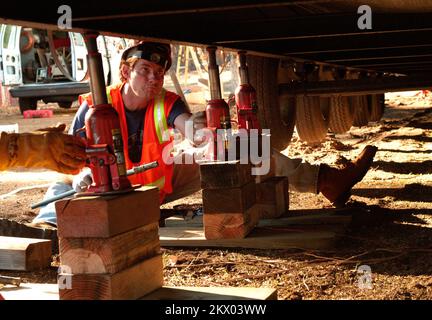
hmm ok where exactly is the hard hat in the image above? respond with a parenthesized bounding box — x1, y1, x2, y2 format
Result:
(122, 41, 172, 71)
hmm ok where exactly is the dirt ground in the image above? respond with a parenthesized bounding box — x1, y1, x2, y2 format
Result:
(1, 92, 432, 300)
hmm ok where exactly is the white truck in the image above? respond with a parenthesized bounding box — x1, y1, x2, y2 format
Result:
(0, 24, 127, 113)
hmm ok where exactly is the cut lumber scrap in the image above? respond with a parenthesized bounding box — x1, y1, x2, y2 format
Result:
(59, 223, 160, 274)
(0, 236, 51, 271)
(0, 284, 277, 301)
(256, 176, 289, 219)
(56, 186, 160, 238)
(202, 181, 256, 214)
(199, 160, 252, 189)
(203, 205, 261, 239)
(59, 254, 163, 300)
(0, 219, 58, 254)
(143, 286, 277, 300)
(160, 226, 337, 249)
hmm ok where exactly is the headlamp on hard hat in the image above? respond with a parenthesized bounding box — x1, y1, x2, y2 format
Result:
(125, 42, 171, 70)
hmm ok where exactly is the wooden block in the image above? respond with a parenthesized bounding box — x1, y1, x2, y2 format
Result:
(59, 223, 160, 274)
(59, 254, 163, 300)
(199, 160, 253, 189)
(203, 205, 260, 239)
(0, 236, 51, 271)
(56, 186, 160, 238)
(256, 176, 289, 219)
(202, 181, 256, 214)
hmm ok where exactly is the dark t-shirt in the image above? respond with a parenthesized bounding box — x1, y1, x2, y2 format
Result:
(70, 96, 190, 163)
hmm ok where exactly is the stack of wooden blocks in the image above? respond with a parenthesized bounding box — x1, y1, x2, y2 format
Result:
(200, 157, 289, 240)
(55, 186, 163, 300)
(200, 160, 260, 239)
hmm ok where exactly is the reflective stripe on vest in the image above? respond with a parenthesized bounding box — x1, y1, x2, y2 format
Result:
(145, 176, 165, 190)
(106, 88, 113, 104)
(154, 90, 170, 144)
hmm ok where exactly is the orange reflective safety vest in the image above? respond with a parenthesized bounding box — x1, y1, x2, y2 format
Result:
(79, 83, 179, 203)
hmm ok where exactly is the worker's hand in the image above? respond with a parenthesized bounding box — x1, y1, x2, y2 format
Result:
(4, 123, 87, 174)
(72, 167, 93, 193)
(189, 111, 207, 131)
(189, 111, 210, 146)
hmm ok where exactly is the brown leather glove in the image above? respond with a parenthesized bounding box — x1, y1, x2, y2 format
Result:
(0, 123, 86, 174)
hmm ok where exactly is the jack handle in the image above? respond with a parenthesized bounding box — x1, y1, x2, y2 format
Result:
(30, 161, 158, 209)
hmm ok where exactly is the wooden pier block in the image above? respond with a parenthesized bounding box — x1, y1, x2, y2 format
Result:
(0, 236, 51, 271)
(203, 205, 261, 239)
(59, 254, 163, 300)
(59, 223, 160, 274)
(56, 186, 160, 238)
(199, 160, 253, 189)
(203, 181, 256, 214)
(256, 177, 289, 219)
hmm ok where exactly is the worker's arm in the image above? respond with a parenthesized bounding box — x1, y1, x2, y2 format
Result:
(0, 124, 86, 174)
(168, 97, 207, 145)
(173, 112, 208, 146)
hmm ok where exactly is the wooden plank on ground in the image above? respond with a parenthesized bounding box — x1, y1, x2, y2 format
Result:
(59, 223, 160, 274)
(258, 211, 352, 227)
(163, 208, 353, 228)
(143, 286, 277, 300)
(160, 226, 337, 250)
(56, 186, 160, 238)
(0, 284, 277, 300)
(0, 236, 51, 271)
(59, 254, 163, 300)
(0, 283, 59, 300)
(164, 215, 204, 228)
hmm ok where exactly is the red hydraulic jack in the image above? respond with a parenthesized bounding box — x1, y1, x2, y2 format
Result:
(233, 51, 260, 132)
(82, 32, 133, 194)
(205, 46, 231, 160)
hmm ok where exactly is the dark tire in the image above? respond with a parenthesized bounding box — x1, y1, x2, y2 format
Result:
(369, 94, 385, 122)
(18, 97, 38, 114)
(352, 95, 371, 127)
(247, 55, 296, 151)
(295, 96, 328, 143)
(328, 96, 354, 134)
(58, 101, 72, 109)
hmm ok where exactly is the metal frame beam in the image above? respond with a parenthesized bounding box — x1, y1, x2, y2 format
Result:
(293, 45, 432, 62)
(279, 76, 432, 97)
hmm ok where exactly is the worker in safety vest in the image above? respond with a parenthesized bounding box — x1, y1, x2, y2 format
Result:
(73, 41, 206, 203)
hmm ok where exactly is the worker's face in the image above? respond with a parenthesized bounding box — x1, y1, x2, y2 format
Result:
(128, 59, 165, 99)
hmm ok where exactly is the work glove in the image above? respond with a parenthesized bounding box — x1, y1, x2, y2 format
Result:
(0, 123, 86, 174)
(72, 167, 93, 193)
